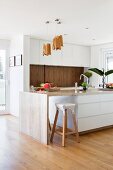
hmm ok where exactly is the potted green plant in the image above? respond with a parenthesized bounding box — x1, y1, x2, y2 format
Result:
(84, 71, 92, 84)
(82, 82, 88, 91)
(88, 68, 113, 88)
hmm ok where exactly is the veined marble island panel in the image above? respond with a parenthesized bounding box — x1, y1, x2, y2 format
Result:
(20, 92, 48, 144)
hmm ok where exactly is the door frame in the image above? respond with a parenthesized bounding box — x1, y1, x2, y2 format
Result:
(0, 42, 10, 114)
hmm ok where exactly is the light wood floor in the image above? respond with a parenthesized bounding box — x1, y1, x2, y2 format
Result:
(1, 115, 113, 170)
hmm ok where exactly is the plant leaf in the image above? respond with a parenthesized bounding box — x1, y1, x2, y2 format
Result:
(105, 70, 113, 76)
(88, 68, 104, 76)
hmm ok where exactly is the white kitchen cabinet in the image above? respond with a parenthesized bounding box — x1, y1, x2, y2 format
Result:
(30, 38, 40, 64)
(78, 103, 100, 118)
(72, 45, 90, 67)
(78, 113, 113, 132)
(30, 38, 90, 67)
(51, 48, 63, 66)
(55, 43, 90, 67)
(62, 44, 73, 66)
(77, 94, 113, 132)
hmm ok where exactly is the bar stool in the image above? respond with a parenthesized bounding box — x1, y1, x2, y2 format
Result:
(50, 103, 80, 146)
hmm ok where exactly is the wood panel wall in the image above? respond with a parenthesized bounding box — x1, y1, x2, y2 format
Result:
(30, 65, 84, 87)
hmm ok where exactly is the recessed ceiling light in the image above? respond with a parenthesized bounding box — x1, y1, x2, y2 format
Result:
(55, 19, 60, 22)
(92, 38, 95, 40)
(45, 21, 50, 24)
(57, 21, 61, 24)
(85, 27, 89, 30)
(64, 34, 68, 36)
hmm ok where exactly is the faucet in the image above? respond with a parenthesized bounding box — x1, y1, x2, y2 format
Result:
(80, 74, 89, 85)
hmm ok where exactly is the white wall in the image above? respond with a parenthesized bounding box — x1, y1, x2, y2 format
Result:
(23, 36, 30, 92)
(91, 43, 113, 87)
(10, 36, 23, 116)
(0, 40, 10, 112)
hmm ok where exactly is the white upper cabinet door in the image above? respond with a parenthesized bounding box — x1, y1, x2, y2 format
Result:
(62, 44, 90, 67)
(30, 39, 40, 64)
(72, 45, 90, 67)
(62, 44, 73, 66)
(51, 49, 63, 66)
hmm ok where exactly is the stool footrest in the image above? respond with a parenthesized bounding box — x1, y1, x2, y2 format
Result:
(56, 130, 76, 136)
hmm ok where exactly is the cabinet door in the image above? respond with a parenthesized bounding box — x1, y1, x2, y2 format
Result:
(62, 44, 90, 67)
(62, 44, 73, 66)
(30, 39, 40, 64)
(72, 45, 90, 67)
(78, 113, 113, 132)
(51, 48, 63, 66)
(78, 103, 100, 118)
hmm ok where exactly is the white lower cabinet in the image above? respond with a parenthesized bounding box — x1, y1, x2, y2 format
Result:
(49, 94, 113, 132)
(77, 94, 113, 132)
(78, 103, 100, 118)
(78, 113, 113, 132)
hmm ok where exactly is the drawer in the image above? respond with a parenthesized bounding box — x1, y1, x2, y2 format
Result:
(100, 101, 113, 114)
(78, 103, 100, 118)
(77, 95, 100, 104)
(78, 113, 113, 132)
(100, 94, 113, 102)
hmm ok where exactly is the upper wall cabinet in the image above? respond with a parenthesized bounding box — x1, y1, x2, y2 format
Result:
(72, 45, 90, 67)
(30, 39, 40, 64)
(30, 38, 90, 67)
(62, 44, 90, 67)
(62, 44, 73, 66)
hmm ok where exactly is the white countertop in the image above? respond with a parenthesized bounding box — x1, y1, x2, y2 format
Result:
(29, 87, 113, 97)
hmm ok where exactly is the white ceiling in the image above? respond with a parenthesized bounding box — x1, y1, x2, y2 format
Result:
(0, 0, 113, 46)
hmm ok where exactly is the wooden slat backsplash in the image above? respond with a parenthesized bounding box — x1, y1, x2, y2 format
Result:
(30, 65, 84, 87)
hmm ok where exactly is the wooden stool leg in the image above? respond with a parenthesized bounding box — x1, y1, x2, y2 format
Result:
(50, 110, 59, 143)
(72, 113, 80, 143)
(62, 111, 66, 147)
(65, 109, 67, 138)
(48, 119, 51, 131)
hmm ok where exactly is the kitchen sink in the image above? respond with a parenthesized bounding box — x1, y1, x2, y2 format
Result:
(98, 88, 113, 91)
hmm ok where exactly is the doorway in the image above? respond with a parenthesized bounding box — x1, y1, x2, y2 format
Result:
(0, 50, 6, 113)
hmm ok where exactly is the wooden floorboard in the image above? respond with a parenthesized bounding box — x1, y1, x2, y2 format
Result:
(0, 115, 113, 170)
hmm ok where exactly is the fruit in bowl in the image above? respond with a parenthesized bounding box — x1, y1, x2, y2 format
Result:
(106, 83, 113, 88)
(39, 82, 56, 91)
(43, 83, 51, 89)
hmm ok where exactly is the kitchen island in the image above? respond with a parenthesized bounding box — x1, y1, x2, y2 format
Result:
(19, 88, 113, 145)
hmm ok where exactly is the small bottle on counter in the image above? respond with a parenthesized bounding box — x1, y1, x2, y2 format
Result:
(75, 82, 78, 93)
(30, 85, 35, 92)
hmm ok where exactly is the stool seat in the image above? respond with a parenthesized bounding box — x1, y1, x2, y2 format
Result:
(50, 103, 80, 147)
(56, 103, 76, 113)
